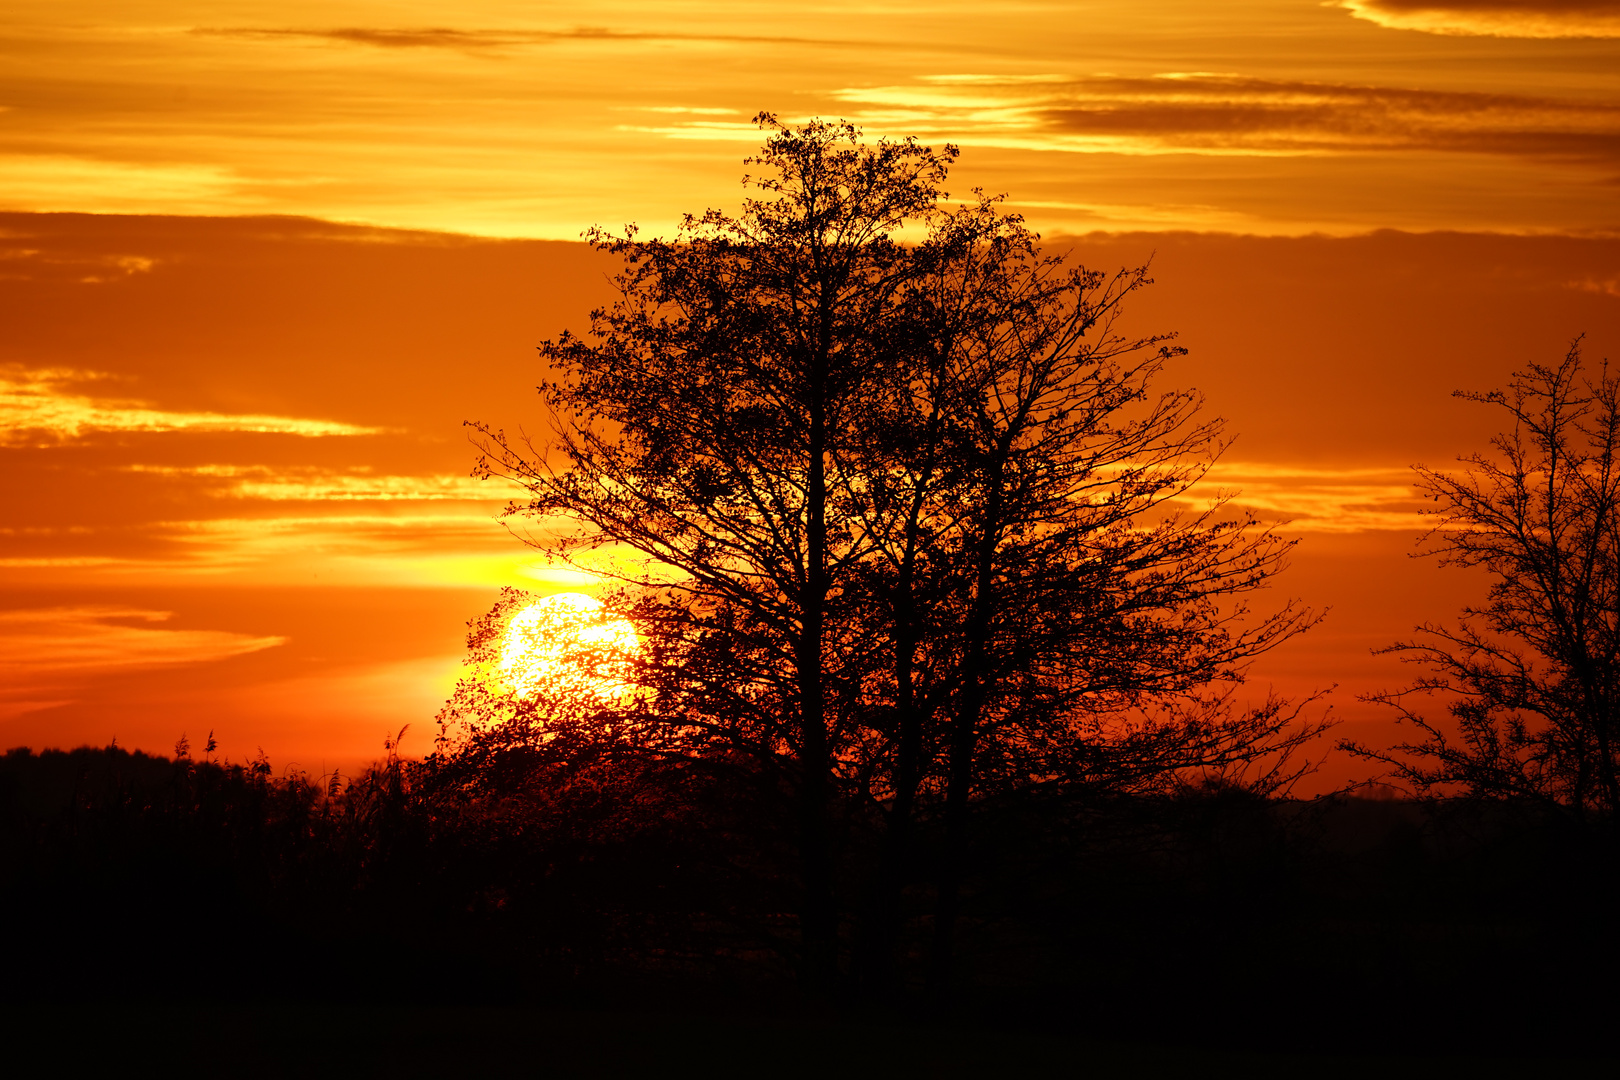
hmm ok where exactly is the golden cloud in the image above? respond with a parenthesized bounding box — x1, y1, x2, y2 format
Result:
(1336, 1, 1620, 38)
(0, 368, 382, 445)
(0, 512, 516, 586)
(1173, 462, 1428, 534)
(0, 606, 288, 720)
(122, 465, 492, 502)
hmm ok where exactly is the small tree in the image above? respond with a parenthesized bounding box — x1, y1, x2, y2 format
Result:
(1351, 340, 1620, 819)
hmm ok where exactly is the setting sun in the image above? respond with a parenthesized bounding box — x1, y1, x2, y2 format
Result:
(496, 592, 640, 704)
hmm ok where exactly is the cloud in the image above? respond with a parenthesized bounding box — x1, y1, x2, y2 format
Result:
(0, 156, 240, 217)
(1570, 275, 1620, 295)
(0, 247, 155, 284)
(0, 510, 532, 588)
(0, 367, 382, 445)
(1336, 1, 1620, 38)
(821, 73, 1620, 164)
(0, 606, 285, 672)
(122, 512, 559, 588)
(120, 465, 493, 502)
(195, 25, 854, 52)
(0, 605, 284, 705)
(0, 606, 287, 719)
(1173, 462, 1428, 533)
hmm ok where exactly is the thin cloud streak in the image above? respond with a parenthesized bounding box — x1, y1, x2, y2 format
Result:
(0, 368, 382, 445)
(0, 606, 286, 723)
(122, 465, 493, 502)
(0, 606, 285, 674)
(1177, 462, 1428, 533)
(194, 25, 873, 52)
(1336, 0, 1620, 38)
(24, 513, 539, 587)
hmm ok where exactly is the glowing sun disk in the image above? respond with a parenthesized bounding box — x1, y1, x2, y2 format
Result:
(497, 593, 639, 703)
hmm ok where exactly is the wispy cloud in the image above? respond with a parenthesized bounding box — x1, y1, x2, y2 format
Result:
(0, 606, 283, 673)
(144, 513, 559, 587)
(0, 368, 381, 445)
(122, 465, 492, 502)
(0, 157, 240, 218)
(0, 247, 155, 284)
(0, 606, 287, 719)
(0, 510, 526, 587)
(814, 73, 1620, 163)
(194, 25, 860, 53)
(1336, 0, 1620, 38)
(1570, 275, 1620, 296)
(1175, 461, 1428, 533)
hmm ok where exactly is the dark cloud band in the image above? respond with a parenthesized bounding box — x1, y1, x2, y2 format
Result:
(833, 74, 1620, 165)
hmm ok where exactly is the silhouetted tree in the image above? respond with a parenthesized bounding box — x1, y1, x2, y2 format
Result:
(1351, 340, 1620, 820)
(473, 115, 1323, 993)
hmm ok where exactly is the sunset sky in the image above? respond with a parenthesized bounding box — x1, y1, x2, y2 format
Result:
(3, 1, 1618, 787)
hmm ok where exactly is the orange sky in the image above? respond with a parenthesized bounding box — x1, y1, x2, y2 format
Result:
(3, 2, 1619, 788)
(4, 1, 1618, 236)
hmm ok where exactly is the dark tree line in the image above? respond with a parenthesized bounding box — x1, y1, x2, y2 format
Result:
(464, 116, 1324, 993)
(9, 740, 1614, 1058)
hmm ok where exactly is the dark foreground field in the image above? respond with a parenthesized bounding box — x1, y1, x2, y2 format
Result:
(2, 745, 1615, 1072)
(0, 1003, 1596, 1078)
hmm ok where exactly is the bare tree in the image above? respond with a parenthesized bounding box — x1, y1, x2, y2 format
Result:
(1350, 339, 1620, 819)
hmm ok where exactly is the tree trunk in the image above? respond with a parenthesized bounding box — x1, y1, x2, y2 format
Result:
(856, 417, 942, 996)
(930, 463, 1005, 990)
(797, 327, 838, 994)
(856, 611, 923, 996)
(797, 617, 836, 993)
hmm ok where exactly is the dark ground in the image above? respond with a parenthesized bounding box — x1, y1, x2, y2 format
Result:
(2, 745, 1615, 1073)
(1, 1003, 1599, 1078)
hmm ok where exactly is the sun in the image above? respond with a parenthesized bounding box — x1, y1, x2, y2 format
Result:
(497, 592, 640, 704)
